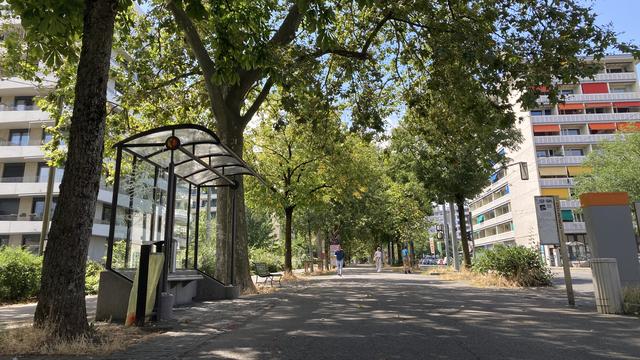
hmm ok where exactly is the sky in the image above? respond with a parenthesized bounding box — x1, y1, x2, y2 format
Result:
(592, 0, 640, 45)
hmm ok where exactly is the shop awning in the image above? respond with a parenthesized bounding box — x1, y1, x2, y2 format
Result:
(613, 101, 640, 108)
(588, 123, 616, 131)
(558, 103, 584, 110)
(567, 166, 592, 176)
(533, 124, 560, 133)
(584, 102, 612, 108)
(541, 188, 570, 199)
(561, 210, 574, 222)
(539, 167, 568, 177)
(581, 83, 609, 94)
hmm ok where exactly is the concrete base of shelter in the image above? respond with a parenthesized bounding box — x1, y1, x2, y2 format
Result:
(194, 273, 240, 300)
(95, 270, 132, 322)
(96, 270, 240, 322)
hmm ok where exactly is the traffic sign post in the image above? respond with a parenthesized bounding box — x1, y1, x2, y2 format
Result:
(535, 195, 574, 306)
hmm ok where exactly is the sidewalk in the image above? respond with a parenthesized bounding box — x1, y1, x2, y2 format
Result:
(0, 296, 98, 330)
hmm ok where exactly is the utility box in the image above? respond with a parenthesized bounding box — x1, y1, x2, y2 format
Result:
(580, 192, 640, 287)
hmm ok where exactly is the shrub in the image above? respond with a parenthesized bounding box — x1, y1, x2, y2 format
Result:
(85, 260, 104, 295)
(0, 247, 42, 302)
(623, 286, 640, 315)
(472, 245, 552, 287)
(250, 248, 283, 273)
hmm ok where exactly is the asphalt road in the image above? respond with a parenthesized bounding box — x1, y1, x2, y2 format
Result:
(174, 266, 640, 360)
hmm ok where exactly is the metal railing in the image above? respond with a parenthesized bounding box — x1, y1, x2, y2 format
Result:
(0, 174, 64, 183)
(0, 138, 48, 146)
(0, 105, 39, 111)
(539, 92, 640, 104)
(534, 134, 616, 145)
(531, 112, 640, 124)
(537, 156, 586, 165)
(539, 178, 575, 187)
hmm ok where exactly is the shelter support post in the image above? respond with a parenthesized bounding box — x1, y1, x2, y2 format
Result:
(194, 187, 201, 269)
(106, 147, 123, 269)
(230, 184, 237, 286)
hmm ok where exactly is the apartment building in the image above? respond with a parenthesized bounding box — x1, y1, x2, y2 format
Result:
(470, 54, 640, 265)
(0, 77, 217, 263)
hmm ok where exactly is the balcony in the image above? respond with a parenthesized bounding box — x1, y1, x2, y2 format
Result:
(539, 178, 575, 187)
(531, 112, 640, 124)
(473, 231, 515, 247)
(539, 92, 640, 104)
(473, 212, 512, 231)
(580, 72, 637, 82)
(0, 106, 50, 127)
(560, 199, 581, 208)
(536, 156, 585, 166)
(562, 221, 586, 234)
(533, 134, 616, 145)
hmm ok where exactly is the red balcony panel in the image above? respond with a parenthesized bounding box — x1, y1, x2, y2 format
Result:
(588, 123, 616, 130)
(581, 83, 609, 94)
(533, 125, 560, 133)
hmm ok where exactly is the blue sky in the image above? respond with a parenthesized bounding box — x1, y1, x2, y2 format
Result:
(592, 0, 640, 44)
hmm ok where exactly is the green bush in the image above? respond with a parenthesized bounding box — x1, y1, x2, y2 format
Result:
(85, 260, 103, 295)
(250, 248, 283, 273)
(472, 245, 552, 287)
(0, 247, 42, 302)
(623, 287, 640, 315)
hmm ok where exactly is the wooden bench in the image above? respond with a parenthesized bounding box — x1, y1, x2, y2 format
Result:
(254, 262, 282, 286)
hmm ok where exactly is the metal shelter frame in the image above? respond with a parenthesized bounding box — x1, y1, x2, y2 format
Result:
(105, 124, 265, 295)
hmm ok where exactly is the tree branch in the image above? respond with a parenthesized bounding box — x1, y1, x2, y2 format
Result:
(230, 2, 305, 105)
(300, 11, 392, 62)
(241, 76, 274, 125)
(166, 1, 224, 112)
(149, 70, 202, 90)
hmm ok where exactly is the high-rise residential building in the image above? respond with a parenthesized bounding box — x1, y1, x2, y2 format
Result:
(470, 54, 640, 265)
(0, 75, 217, 262)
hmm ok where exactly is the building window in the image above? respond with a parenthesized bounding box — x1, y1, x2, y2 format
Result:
(0, 235, 8, 247)
(31, 196, 57, 221)
(565, 148, 584, 156)
(9, 129, 29, 146)
(14, 96, 34, 109)
(0, 198, 19, 221)
(37, 163, 64, 183)
(22, 234, 40, 254)
(561, 128, 581, 135)
(561, 89, 574, 95)
(2, 163, 25, 182)
(101, 205, 112, 222)
(531, 109, 551, 116)
(42, 129, 53, 143)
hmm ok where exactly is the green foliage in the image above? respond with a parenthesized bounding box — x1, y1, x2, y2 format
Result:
(623, 287, 640, 315)
(250, 248, 284, 273)
(197, 209, 217, 275)
(247, 207, 276, 249)
(0, 247, 42, 302)
(472, 245, 552, 287)
(84, 260, 103, 295)
(575, 132, 640, 201)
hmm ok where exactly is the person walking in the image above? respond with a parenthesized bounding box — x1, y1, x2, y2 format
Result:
(401, 245, 411, 274)
(335, 245, 345, 276)
(373, 247, 383, 272)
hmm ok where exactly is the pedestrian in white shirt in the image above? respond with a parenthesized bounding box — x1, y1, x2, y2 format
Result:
(374, 247, 383, 272)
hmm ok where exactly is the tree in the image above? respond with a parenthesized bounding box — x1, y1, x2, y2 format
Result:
(575, 131, 640, 201)
(146, 0, 625, 290)
(5, 0, 130, 338)
(246, 108, 338, 273)
(392, 64, 522, 268)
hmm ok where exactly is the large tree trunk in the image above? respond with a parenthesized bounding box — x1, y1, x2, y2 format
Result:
(33, 0, 117, 339)
(396, 241, 402, 265)
(284, 206, 294, 273)
(215, 121, 256, 293)
(456, 196, 472, 268)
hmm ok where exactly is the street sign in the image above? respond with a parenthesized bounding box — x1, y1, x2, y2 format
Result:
(535, 196, 561, 245)
(519, 162, 529, 180)
(429, 238, 435, 254)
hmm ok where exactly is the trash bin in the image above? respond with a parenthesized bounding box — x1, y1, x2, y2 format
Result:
(590, 258, 624, 314)
(159, 292, 175, 320)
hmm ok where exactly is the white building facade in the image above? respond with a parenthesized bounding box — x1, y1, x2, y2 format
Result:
(470, 54, 640, 265)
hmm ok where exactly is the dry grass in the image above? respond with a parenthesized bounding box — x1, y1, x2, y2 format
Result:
(0, 322, 153, 356)
(432, 266, 518, 288)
